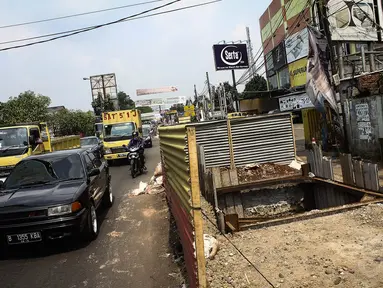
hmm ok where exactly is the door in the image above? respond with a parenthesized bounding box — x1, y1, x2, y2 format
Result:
(84, 153, 103, 207)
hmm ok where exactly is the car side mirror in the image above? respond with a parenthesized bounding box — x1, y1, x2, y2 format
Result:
(88, 168, 100, 177)
(0, 180, 4, 189)
(138, 127, 142, 134)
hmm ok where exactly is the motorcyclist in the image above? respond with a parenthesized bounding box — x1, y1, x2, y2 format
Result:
(126, 131, 146, 171)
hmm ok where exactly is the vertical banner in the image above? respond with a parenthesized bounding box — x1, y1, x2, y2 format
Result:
(306, 26, 338, 113)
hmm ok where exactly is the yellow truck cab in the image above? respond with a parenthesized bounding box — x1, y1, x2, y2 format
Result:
(0, 122, 80, 182)
(102, 109, 142, 162)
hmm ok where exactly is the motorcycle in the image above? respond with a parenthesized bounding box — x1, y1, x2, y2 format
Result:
(125, 145, 143, 178)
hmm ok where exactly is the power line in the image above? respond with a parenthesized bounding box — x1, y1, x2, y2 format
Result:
(201, 210, 276, 288)
(0, 0, 222, 51)
(237, 0, 312, 85)
(0, 0, 168, 29)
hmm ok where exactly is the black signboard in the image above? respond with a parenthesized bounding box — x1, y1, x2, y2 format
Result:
(272, 41, 287, 71)
(213, 44, 249, 71)
(265, 51, 275, 77)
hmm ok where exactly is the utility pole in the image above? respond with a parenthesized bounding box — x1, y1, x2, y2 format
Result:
(206, 72, 212, 101)
(317, 0, 349, 153)
(246, 26, 256, 79)
(231, 70, 239, 112)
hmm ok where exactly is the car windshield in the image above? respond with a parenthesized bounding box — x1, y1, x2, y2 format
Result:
(0, 127, 28, 149)
(81, 137, 98, 146)
(142, 127, 151, 137)
(4, 154, 85, 189)
(104, 122, 135, 141)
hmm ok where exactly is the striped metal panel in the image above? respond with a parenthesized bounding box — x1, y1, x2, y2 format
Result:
(194, 121, 231, 168)
(230, 114, 295, 166)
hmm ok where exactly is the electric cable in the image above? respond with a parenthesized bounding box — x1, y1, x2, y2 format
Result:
(0, 0, 169, 29)
(201, 210, 276, 288)
(0, 0, 222, 51)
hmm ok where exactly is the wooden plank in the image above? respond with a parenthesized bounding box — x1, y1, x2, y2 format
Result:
(340, 154, 354, 185)
(313, 144, 323, 177)
(233, 193, 244, 218)
(218, 195, 227, 215)
(221, 169, 231, 187)
(186, 127, 207, 287)
(313, 177, 383, 197)
(369, 163, 380, 192)
(229, 169, 239, 186)
(363, 162, 372, 191)
(322, 158, 333, 180)
(225, 214, 239, 232)
(212, 167, 222, 189)
(353, 160, 364, 189)
(225, 193, 236, 215)
(227, 119, 235, 169)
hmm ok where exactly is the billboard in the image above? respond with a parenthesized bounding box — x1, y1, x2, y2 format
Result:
(272, 41, 287, 71)
(279, 93, 314, 112)
(328, 0, 378, 41)
(212, 44, 249, 70)
(285, 28, 308, 64)
(136, 86, 178, 96)
(135, 99, 152, 107)
(288, 58, 308, 87)
(135, 97, 185, 107)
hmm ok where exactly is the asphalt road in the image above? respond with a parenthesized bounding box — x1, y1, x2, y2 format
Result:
(0, 139, 182, 288)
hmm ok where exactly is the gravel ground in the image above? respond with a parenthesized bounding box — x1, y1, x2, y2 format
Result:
(202, 200, 383, 288)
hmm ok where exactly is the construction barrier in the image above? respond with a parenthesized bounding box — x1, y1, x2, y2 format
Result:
(159, 125, 207, 288)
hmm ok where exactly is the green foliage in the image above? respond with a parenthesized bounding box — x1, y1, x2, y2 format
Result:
(117, 91, 135, 110)
(0, 91, 51, 125)
(49, 109, 95, 136)
(243, 74, 268, 94)
(137, 106, 153, 113)
(170, 103, 184, 113)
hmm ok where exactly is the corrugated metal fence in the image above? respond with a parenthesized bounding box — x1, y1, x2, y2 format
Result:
(192, 113, 296, 168)
(159, 125, 207, 288)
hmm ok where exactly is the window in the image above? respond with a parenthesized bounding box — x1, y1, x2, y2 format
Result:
(278, 67, 290, 89)
(88, 152, 102, 168)
(268, 75, 278, 90)
(4, 154, 85, 189)
(80, 137, 99, 146)
(84, 154, 95, 172)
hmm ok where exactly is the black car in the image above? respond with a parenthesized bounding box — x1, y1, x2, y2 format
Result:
(0, 148, 112, 248)
(142, 126, 153, 148)
(80, 136, 104, 158)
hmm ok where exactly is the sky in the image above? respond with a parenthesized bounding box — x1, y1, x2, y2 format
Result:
(0, 0, 270, 111)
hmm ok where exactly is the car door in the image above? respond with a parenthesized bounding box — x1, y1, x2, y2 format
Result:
(88, 151, 107, 194)
(83, 152, 103, 208)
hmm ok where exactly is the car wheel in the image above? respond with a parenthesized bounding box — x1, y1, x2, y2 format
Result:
(103, 178, 113, 207)
(83, 203, 99, 241)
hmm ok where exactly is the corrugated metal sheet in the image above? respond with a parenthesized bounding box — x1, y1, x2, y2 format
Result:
(195, 122, 231, 168)
(231, 114, 295, 166)
(159, 125, 198, 287)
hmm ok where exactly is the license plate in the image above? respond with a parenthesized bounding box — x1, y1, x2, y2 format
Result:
(7, 232, 42, 244)
(117, 153, 127, 158)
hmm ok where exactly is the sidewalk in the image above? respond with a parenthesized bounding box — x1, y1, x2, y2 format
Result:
(294, 124, 383, 186)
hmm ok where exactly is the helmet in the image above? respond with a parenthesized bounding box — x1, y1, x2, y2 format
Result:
(132, 131, 139, 137)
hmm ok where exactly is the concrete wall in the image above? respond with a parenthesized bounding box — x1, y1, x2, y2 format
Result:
(347, 95, 383, 159)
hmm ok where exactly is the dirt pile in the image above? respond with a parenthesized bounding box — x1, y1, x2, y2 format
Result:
(222, 163, 300, 184)
(202, 200, 383, 287)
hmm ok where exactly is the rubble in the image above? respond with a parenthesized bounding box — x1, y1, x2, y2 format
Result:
(130, 163, 165, 196)
(224, 163, 301, 183)
(202, 200, 383, 287)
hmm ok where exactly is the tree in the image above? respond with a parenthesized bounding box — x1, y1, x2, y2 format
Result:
(170, 103, 184, 113)
(117, 91, 135, 110)
(243, 74, 268, 94)
(49, 109, 95, 136)
(1, 91, 51, 125)
(136, 106, 153, 113)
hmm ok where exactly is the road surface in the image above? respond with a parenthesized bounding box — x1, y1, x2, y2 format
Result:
(0, 140, 183, 288)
